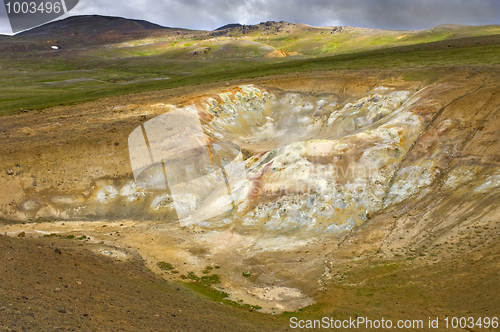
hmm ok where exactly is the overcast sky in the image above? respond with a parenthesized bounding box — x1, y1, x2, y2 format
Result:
(1, 0, 499, 35)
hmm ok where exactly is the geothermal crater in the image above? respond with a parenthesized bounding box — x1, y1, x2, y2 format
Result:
(2, 74, 499, 313)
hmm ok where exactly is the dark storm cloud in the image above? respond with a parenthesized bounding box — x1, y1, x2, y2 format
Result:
(1, 0, 499, 35)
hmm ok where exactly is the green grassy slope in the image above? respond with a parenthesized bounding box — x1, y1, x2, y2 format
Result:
(1, 37, 499, 115)
(0, 18, 499, 115)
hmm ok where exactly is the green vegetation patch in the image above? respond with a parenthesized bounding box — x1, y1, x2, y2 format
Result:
(180, 271, 261, 310)
(42, 233, 85, 240)
(157, 261, 175, 271)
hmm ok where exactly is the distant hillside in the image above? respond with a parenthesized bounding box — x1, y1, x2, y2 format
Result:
(17, 15, 167, 37)
(0, 15, 196, 52)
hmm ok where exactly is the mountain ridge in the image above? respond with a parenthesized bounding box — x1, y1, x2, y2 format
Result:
(5, 14, 500, 38)
(16, 15, 169, 36)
